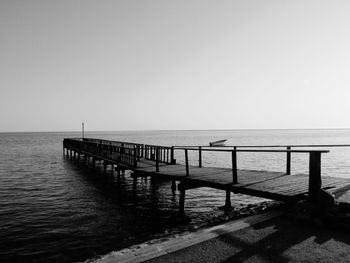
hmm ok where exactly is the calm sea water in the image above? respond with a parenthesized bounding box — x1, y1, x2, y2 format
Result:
(2, 129, 350, 262)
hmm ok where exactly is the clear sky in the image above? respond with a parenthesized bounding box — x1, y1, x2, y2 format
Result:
(1, 0, 350, 132)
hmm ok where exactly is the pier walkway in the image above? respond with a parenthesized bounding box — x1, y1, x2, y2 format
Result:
(63, 138, 350, 215)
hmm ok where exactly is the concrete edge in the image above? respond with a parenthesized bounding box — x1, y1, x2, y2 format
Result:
(94, 210, 283, 263)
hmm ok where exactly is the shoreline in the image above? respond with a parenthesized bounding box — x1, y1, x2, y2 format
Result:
(84, 198, 282, 263)
(89, 196, 350, 263)
(91, 210, 283, 263)
(86, 189, 350, 263)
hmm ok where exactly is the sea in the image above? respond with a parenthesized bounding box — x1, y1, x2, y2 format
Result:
(2, 129, 350, 262)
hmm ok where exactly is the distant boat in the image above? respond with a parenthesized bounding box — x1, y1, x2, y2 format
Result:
(209, 139, 227, 147)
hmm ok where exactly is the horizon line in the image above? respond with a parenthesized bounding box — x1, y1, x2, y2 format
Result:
(2, 127, 350, 134)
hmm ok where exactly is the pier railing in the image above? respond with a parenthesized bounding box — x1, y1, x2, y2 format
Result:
(63, 138, 139, 168)
(144, 144, 175, 165)
(173, 146, 329, 203)
(173, 144, 348, 175)
(81, 138, 145, 159)
(63, 138, 176, 168)
(79, 139, 175, 165)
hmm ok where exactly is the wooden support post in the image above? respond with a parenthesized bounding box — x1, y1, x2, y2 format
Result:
(171, 180, 176, 192)
(286, 146, 291, 175)
(133, 174, 137, 203)
(309, 151, 322, 204)
(179, 188, 186, 216)
(104, 163, 107, 174)
(198, 146, 202, 167)
(225, 189, 231, 210)
(133, 174, 137, 188)
(156, 148, 159, 172)
(92, 158, 95, 168)
(171, 146, 175, 164)
(185, 149, 189, 176)
(232, 148, 237, 184)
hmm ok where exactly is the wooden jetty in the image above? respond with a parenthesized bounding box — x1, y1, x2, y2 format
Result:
(63, 138, 350, 215)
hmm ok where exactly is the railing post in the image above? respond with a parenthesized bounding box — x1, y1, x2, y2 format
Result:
(171, 146, 175, 164)
(286, 146, 291, 175)
(133, 146, 137, 168)
(156, 148, 159, 172)
(185, 149, 189, 176)
(136, 145, 142, 161)
(151, 147, 155, 160)
(232, 147, 237, 184)
(198, 146, 202, 167)
(309, 151, 322, 204)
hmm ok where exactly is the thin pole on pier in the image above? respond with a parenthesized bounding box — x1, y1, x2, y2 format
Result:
(286, 146, 291, 175)
(198, 147, 202, 167)
(82, 122, 84, 139)
(232, 147, 237, 184)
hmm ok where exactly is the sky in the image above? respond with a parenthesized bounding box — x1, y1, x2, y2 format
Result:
(1, 0, 350, 132)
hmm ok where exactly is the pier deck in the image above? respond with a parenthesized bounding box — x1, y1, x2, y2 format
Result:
(134, 160, 350, 201)
(63, 138, 350, 215)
